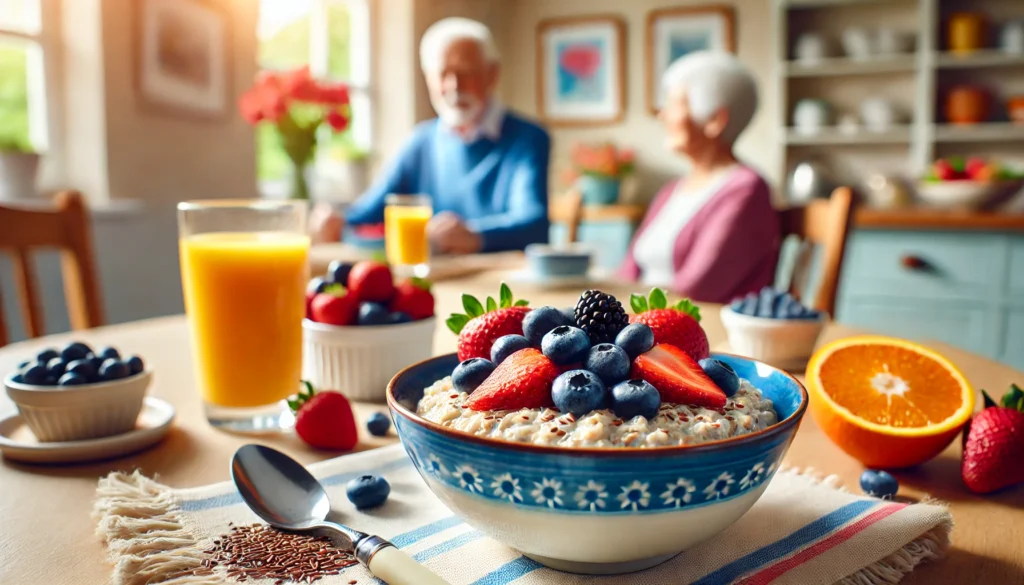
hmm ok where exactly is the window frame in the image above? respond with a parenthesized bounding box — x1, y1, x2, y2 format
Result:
(0, 0, 57, 158)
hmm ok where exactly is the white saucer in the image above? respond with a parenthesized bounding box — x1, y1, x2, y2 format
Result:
(0, 397, 176, 464)
(507, 269, 611, 290)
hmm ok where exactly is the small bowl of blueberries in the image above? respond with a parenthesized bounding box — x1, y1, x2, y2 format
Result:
(3, 342, 150, 442)
(720, 287, 827, 370)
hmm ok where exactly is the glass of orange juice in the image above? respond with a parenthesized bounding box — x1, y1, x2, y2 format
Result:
(384, 194, 432, 278)
(177, 200, 309, 432)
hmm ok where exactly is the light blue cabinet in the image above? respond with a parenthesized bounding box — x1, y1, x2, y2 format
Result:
(837, 229, 1024, 371)
(550, 220, 635, 271)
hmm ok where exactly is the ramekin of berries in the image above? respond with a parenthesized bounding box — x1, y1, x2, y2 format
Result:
(3, 342, 150, 442)
(303, 260, 436, 403)
(720, 286, 828, 369)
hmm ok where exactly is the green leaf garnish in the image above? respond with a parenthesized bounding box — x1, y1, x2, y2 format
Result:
(1000, 384, 1024, 413)
(675, 299, 702, 322)
(323, 283, 346, 296)
(982, 390, 998, 409)
(462, 294, 484, 317)
(410, 277, 432, 291)
(446, 313, 471, 334)
(630, 293, 648, 314)
(486, 296, 497, 312)
(514, 299, 530, 307)
(649, 288, 668, 310)
(500, 283, 513, 308)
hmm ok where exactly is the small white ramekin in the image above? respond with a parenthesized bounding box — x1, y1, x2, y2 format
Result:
(4, 370, 153, 442)
(302, 317, 436, 403)
(719, 307, 827, 370)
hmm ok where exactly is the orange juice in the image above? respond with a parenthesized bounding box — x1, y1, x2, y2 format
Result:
(180, 232, 309, 407)
(385, 204, 431, 265)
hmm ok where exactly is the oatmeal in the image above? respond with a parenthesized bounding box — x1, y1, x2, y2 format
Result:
(416, 377, 778, 448)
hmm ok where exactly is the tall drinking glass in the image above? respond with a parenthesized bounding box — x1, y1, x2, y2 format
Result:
(177, 200, 309, 432)
(384, 194, 432, 278)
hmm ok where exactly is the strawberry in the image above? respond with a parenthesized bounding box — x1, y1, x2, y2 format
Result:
(631, 344, 726, 409)
(289, 381, 358, 451)
(310, 284, 358, 326)
(965, 157, 988, 181)
(629, 288, 710, 361)
(465, 348, 558, 411)
(446, 283, 531, 361)
(348, 261, 395, 303)
(305, 277, 329, 319)
(390, 277, 435, 321)
(962, 385, 1024, 494)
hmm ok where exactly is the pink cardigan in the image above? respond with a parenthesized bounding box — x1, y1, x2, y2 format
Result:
(619, 166, 781, 304)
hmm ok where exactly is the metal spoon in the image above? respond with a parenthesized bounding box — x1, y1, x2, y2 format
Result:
(230, 444, 449, 585)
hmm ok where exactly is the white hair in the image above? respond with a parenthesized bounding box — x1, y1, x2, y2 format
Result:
(419, 17, 500, 73)
(662, 51, 758, 145)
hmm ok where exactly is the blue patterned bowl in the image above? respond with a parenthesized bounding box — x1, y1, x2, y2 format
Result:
(387, 353, 807, 575)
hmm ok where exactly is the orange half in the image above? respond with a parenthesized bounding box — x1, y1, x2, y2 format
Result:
(806, 335, 975, 468)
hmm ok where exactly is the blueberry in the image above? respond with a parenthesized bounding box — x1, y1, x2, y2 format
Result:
(860, 469, 898, 499)
(89, 354, 106, 372)
(560, 306, 576, 323)
(614, 323, 655, 359)
(44, 376, 58, 385)
(36, 348, 59, 364)
(307, 276, 329, 296)
(58, 372, 89, 386)
(99, 358, 130, 381)
(10, 374, 24, 384)
(552, 370, 607, 416)
(729, 298, 745, 312)
(541, 326, 590, 365)
(584, 344, 631, 386)
(357, 302, 389, 325)
(366, 412, 391, 436)
(17, 360, 32, 371)
(522, 306, 572, 345)
(610, 379, 661, 420)
(773, 292, 791, 317)
(125, 355, 145, 375)
(98, 346, 120, 360)
(45, 357, 67, 379)
(65, 359, 96, 381)
(490, 334, 532, 364)
(346, 474, 390, 509)
(756, 287, 776, 318)
(739, 293, 759, 316)
(327, 261, 355, 287)
(60, 342, 92, 362)
(386, 312, 413, 324)
(21, 364, 49, 385)
(452, 358, 497, 394)
(699, 358, 740, 397)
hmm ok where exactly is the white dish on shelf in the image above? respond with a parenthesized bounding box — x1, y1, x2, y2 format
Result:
(915, 181, 998, 209)
(0, 397, 175, 464)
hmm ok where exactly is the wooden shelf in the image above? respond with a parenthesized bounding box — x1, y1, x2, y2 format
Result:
(783, 0, 909, 8)
(936, 50, 1024, 69)
(549, 199, 647, 224)
(933, 123, 1024, 143)
(785, 55, 917, 77)
(784, 126, 912, 145)
(855, 207, 1024, 231)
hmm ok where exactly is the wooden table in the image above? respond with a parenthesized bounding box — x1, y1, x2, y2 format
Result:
(2, 276, 1023, 585)
(308, 244, 526, 282)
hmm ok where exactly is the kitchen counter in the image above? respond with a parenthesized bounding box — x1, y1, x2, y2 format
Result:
(854, 207, 1024, 231)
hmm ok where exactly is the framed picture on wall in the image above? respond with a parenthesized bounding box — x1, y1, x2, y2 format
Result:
(135, 0, 230, 118)
(536, 15, 626, 126)
(646, 6, 735, 115)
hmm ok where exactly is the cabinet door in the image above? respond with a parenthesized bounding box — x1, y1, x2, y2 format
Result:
(1002, 308, 1024, 371)
(1009, 239, 1024, 294)
(550, 221, 634, 271)
(839, 297, 996, 358)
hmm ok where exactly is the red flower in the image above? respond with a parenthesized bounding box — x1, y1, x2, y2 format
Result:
(317, 83, 350, 106)
(326, 109, 350, 132)
(239, 75, 288, 124)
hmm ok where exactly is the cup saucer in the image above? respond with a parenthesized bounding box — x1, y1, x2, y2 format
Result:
(0, 397, 175, 464)
(506, 268, 611, 290)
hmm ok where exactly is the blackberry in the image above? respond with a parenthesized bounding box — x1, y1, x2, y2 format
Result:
(574, 290, 629, 345)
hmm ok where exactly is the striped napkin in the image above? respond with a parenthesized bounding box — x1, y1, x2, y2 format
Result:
(94, 444, 951, 585)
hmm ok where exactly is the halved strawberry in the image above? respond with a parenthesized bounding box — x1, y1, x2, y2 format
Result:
(464, 348, 558, 411)
(630, 288, 710, 361)
(447, 283, 531, 361)
(631, 344, 726, 409)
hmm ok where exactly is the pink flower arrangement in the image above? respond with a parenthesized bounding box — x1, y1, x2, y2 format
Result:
(562, 142, 636, 184)
(238, 67, 352, 199)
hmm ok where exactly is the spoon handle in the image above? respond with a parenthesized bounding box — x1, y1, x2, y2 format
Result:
(367, 544, 450, 585)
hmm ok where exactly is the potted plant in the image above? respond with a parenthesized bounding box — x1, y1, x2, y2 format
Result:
(239, 67, 352, 200)
(0, 139, 40, 201)
(563, 142, 635, 206)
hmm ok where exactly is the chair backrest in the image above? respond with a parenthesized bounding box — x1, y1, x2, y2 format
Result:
(0, 191, 104, 346)
(778, 186, 856, 317)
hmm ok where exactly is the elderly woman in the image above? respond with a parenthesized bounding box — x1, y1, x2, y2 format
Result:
(619, 51, 780, 303)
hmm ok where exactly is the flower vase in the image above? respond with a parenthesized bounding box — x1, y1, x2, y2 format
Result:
(289, 160, 311, 200)
(577, 175, 621, 206)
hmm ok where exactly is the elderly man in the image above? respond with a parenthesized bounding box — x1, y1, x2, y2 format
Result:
(314, 17, 551, 254)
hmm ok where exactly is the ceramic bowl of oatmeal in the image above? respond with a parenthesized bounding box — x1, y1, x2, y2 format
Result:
(387, 352, 807, 575)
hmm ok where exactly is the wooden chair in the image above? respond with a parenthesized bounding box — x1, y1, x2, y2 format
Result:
(0, 191, 104, 346)
(778, 186, 856, 317)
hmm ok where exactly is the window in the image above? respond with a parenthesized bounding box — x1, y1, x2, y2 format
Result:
(257, 0, 371, 194)
(0, 0, 48, 153)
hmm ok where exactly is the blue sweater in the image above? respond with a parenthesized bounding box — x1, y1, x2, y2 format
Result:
(344, 112, 551, 252)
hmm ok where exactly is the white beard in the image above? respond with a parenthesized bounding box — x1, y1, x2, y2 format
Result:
(431, 91, 484, 128)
